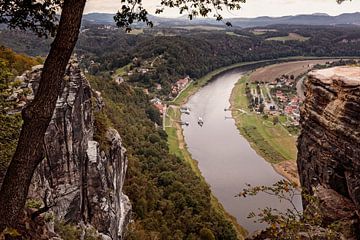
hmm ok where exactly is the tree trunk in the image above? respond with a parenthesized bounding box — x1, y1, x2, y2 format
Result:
(0, 0, 86, 231)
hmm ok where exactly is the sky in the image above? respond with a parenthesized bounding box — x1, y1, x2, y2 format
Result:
(84, 0, 360, 18)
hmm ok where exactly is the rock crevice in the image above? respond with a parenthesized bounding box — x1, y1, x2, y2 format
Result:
(6, 61, 131, 239)
(297, 66, 360, 238)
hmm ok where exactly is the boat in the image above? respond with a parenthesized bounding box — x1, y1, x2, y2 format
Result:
(180, 107, 191, 115)
(180, 121, 190, 126)
(198, 117, 204, 127)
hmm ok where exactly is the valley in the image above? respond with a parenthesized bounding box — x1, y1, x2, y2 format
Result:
(1, 7, 360, 239)
(164, 57, 359, 236)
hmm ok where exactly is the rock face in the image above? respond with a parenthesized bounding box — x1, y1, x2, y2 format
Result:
(297, 66, 360, 238)
(9, 61, 131, 239)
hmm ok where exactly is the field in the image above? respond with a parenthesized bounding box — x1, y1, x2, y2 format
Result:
(248, 59, 333, 83)
(174, 25, 226, 31)
(251, 28, 278, 35)
(231, 77, 298, 163)
(226, 32, 250, 38)
(171, 56, 319, 106)
(266, 33, 310, 41)
(126, 28, 144, 35)
(230, 76, 300, 185)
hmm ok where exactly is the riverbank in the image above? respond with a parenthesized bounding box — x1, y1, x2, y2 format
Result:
(165, 106, 248, 239)
(170, 56, 356, 106)
(230, 76, 300, 185)
(165, 57, 348, 237)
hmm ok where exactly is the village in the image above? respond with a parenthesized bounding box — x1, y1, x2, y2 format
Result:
(105, 56, 192, 125)
(246, 73, 303, 133)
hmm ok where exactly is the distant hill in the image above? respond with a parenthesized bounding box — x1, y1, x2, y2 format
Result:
(83, 12, 360, 28)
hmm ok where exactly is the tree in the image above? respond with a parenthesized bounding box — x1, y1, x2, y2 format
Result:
(0, 0, 87, 231)
(0, 0, 351, 232)
(273, 116, 279, 125)
(259, 103, 265, 113)
(237, 180, 345, 239)
(0, 0, 246, 232)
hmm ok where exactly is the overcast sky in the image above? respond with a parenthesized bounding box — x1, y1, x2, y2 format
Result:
(84, 0, 360, 18)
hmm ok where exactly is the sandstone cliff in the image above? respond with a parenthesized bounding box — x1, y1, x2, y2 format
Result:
(4, 61, 131, 239)
(297, 66, 360, 238)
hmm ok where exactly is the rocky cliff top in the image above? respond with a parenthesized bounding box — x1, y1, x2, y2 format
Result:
(298, 65, 360, 239)
(308, 66, 360, 86)
(2, 61, 131, 240)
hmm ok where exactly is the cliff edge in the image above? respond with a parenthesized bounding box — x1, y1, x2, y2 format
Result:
(2, 61, 131, 239)
(297, 66, 360, 238)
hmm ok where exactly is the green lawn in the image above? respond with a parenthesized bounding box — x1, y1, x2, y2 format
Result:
(230, 76, 297, 164)
(266, 33, 310, 42)
(226, 32, 250, 38)
(113, 63, 131, 77)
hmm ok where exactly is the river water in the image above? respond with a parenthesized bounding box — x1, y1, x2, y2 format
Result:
(181, 68, 302, 234)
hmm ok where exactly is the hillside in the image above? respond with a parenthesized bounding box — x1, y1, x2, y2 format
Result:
(0, 48, 242, 239)
(2, 24, 360, 99)
(83, 12, 360, 28)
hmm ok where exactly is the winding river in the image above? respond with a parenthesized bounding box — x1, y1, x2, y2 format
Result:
(181, 68, 302, 233)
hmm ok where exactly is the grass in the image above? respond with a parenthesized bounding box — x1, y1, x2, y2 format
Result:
(266, 33, 310, 42)
(174, 25, 226, 31)
(230, 76, 297, 164)
(172, 60, 279, 106)
(165, 107, 247, 239)
(226, 32, 249, 38)
(126, 29, 144, 35)
(251, 29, 278, 35)
(171, 56, 347, 106)
(165, 56, 338, 238)
(114, 63, 131, 77)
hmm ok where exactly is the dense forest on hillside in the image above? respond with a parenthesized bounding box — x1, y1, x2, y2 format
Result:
(1, 23, 360, 239)
(2, 24, 360, 96)
(89, 73, 239, 239)
(0, 47, 41, 184)
(0, 47, 239, 239)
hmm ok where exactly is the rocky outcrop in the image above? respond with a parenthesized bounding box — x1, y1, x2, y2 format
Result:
(6, 61, 131, 239)
(297, 66, 360, 238)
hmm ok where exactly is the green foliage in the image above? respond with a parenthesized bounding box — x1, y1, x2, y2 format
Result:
(54, 221, 101, 240)
(89, 73, 239, 239)
(0, 46, 40, 77)
(26, 198, 42, 209)
(2, 228, 21, 237)
(0, 47, 39, 179)
(238, 180, 344, 239)
(54, 221, 81, 240)
(199, 228, 216, 240)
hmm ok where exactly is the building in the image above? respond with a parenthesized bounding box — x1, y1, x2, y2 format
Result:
(175, 77, 190, 89)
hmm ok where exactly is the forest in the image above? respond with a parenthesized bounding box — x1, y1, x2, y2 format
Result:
(2, 24, 360, 96)
(1, 20, 360, 239)
(0, 47, 239, 239)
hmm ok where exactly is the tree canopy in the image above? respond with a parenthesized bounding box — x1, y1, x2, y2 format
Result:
(1, 0, 247, 36)
(0, 0, 353, 234)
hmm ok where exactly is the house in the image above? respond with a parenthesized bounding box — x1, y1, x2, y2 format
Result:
(290, 97, 300, 105)
(150, 97, 162, 104)
(176, 77, 190, 89)
(171, 77, 191, 96)
(154, 103, 165, 115)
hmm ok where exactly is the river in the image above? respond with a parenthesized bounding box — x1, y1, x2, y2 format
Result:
(181, 68, 302, 234)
